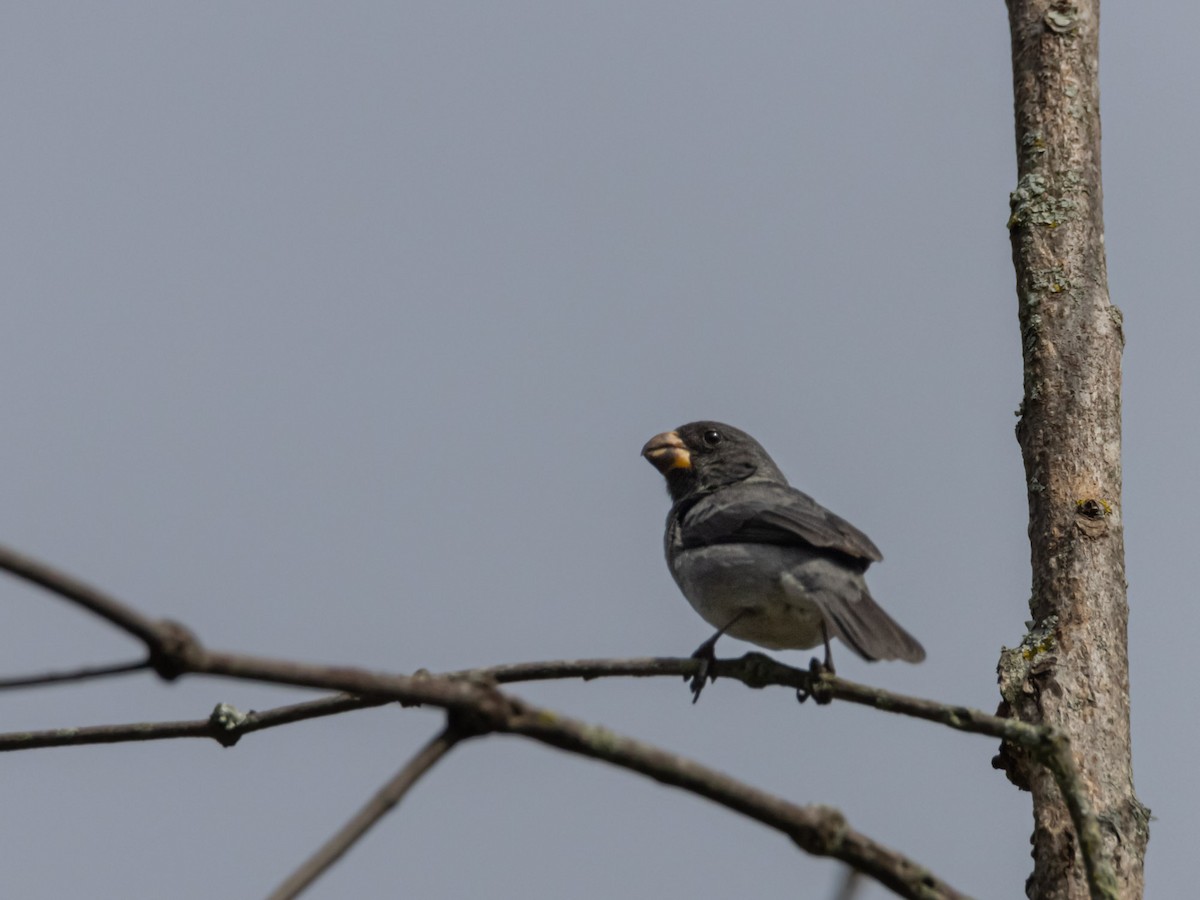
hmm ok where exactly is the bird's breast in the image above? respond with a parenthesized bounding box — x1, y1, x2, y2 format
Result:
(668, 542, 826, 650)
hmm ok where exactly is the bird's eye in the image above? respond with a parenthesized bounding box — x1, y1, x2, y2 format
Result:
(702, 429, 722, 446)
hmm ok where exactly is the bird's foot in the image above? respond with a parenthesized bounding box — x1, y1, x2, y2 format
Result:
(795, 656, 834, 705)
(687, 636, 721, 703)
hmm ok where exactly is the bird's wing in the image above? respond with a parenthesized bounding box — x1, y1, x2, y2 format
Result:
(679, 481, 883, 563)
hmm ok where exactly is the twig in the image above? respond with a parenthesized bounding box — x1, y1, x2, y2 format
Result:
(446, 656, 686, 683)
(458, 652, 1112, 893)
(0, 544, 164, 649)
(0, 695, 384, 751)
(0, 658, 149, 689)
(501, 696, 969, 900)
(452, 652, 1042, 744)
(0, 717, 225, 750)
(267, 723, 466, 900)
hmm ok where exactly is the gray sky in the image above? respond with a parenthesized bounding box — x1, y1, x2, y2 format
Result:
(1, 4, 1190, 898)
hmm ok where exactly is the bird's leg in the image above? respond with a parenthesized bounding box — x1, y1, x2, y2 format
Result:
(820, 621, 836, 675)
(688, 610, 748, 703)
(797, 622, 836, 704)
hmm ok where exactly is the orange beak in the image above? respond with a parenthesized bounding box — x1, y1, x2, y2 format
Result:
(641, 430, 692, 473)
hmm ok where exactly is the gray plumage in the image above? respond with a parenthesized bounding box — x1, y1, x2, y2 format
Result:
(643, 421, 925, 666)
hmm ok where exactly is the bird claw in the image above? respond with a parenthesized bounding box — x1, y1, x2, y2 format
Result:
(795, 656, 834, 705)
(687, 639, 720, 703)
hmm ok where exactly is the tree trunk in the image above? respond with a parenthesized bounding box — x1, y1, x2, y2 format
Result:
(998, 1, 1149, 897)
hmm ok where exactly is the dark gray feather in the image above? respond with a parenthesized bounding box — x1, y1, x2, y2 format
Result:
(786, 566, 926, 663)
(677, 481, 883, 564)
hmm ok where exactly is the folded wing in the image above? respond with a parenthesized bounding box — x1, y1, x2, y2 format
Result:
(679, 481, 883, 565)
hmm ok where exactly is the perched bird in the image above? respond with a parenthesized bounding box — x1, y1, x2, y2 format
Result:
(642, 421, 924, 701)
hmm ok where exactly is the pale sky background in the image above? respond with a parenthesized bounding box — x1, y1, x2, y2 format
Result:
(1, 4, 1192, 898)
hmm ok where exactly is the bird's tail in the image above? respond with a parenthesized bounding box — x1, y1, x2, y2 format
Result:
(811, 584, 926, 663)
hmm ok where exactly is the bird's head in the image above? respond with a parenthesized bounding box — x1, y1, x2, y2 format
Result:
(641, 421, 787, 502)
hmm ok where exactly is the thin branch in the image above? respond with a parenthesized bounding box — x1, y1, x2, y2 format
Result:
(0, 544, 165, 650)
(267, 723, 467, 900)
(0, 718, 224, 750)
(500, 696, 969, 900)
(1041, 730, 1116, 900)
(0, 695, 384, 752)
(458, 652, 1111, 887)
(452, 652, 1045, 745)
(227, 694, 388, 735)
(446, 656, 686, 683)
(0, 658, 150, 689)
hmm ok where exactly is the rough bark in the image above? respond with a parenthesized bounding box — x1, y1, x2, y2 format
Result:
(998, 2, 1149, 898)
